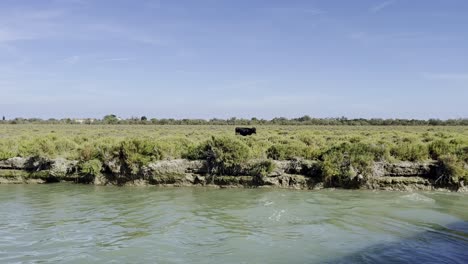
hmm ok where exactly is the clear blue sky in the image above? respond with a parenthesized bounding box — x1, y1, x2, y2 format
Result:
(0, 0, 467, 119)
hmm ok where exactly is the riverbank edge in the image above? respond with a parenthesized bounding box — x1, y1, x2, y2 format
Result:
(0, 157, 466, 192)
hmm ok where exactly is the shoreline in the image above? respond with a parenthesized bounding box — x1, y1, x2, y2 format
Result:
(1, 157, 466, 192)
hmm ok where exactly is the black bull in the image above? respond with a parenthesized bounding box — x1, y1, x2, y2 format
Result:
(235, 127, 256, 136)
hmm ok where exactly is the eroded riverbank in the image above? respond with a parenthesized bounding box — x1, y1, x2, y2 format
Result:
(1, 157, 466, 192)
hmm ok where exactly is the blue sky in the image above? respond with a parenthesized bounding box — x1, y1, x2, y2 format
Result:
(0, 0, 467, 119)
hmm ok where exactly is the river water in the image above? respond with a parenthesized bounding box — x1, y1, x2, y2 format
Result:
(1, 184, 467, 264)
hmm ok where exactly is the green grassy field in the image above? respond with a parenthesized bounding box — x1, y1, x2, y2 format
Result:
(1, 124, 467, 183)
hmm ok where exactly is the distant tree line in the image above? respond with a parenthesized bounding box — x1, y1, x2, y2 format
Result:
(0, 115, 467, 126)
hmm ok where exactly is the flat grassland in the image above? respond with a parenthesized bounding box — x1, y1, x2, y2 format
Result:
(0, 124, 467, 182)
(1, 124, 466, 159)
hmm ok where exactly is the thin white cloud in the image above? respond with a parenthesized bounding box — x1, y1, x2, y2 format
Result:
(0, 9, 65, 44)
(422, 73, 468, 81)
(53, 0, 86, 4)
(102, 57, 134, 62)
(213, 93, 338, 110)
(88, 23, 165, 45)
(63, 55, 80, 64)
(349, 31, 429, 44)
(19, 10, 65, 20)
(0, 8, 164, 47)
(264, 7, 324, 16)
(146, 0, 161, 9)
(0, 28, 34, 43)
(370, 1, 396, 13)
(0, 9, 66, 24)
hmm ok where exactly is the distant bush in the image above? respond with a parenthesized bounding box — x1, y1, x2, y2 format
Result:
(3, 116, 468, 125)
(102, 114, 119, 124)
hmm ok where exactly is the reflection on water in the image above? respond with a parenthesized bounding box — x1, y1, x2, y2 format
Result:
(0, 184, 467, 263)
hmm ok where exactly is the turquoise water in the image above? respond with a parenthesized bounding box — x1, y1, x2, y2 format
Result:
(1, 184, 467, 263)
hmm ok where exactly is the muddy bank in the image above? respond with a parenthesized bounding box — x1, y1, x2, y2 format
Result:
(0, 157, 464, 192)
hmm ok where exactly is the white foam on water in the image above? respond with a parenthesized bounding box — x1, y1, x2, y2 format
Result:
(269, 209, 286, 221)
(401, 193, 435, 203)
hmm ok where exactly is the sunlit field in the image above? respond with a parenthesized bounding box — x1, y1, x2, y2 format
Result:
(1, 124, 467, 183)
(1, 124, 467, 159)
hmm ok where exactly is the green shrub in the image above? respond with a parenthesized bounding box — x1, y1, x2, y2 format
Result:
(297, 160, 322, 178)
(79, 159, 102, 177)
(94, 139, 120, 162)
(54, 138, 78, 156)
(457, 146, 468, 163)
(183, 141, 210, 160)
(155, 137, 192, 159)
(349, 142, 389, 161)
(421, 132, 434, 143)
(242, 137, 272, 159)
(0, 149, 16, 160)
(320, 142, 375, 187)
(437, 154, 467, 184)
(0, 140, 17, 160)
(349, 136, 363, 143)
(321, 151, 354, 185)
(266, 140, 318, 160)
(17, 138, 56, 157)
(204, 136, 251, 175)
(390, 143, 428, 161)
(0, 125, 466, 181)
(119, 139, 162, 174)
(296, 132, 325, 146)
(434, 132, 449, 139)
(267, 144, 298, 160)
(79, 144, 98, 161)
(249, 160, 276, 177)
(428, 140, 453, 159)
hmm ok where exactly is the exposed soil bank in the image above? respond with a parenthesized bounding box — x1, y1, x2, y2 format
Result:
(1, 157, 465, 192)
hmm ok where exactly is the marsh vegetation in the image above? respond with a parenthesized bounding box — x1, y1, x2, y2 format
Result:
(0, 124, 467, 187)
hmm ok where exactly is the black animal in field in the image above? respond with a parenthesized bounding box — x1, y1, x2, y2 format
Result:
(235, 127, 256, 136)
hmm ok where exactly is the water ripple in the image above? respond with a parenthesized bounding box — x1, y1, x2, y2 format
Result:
(0, 185, 467, 263)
